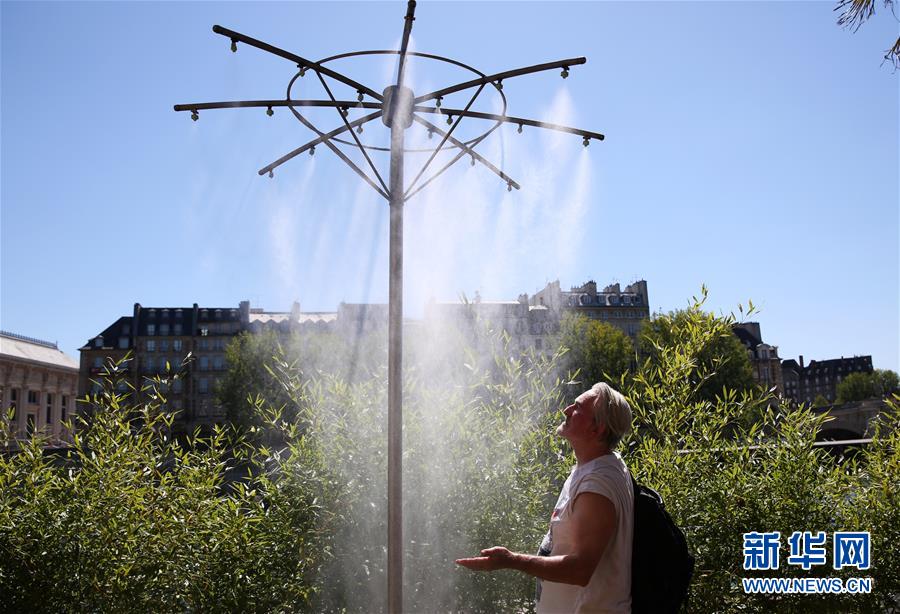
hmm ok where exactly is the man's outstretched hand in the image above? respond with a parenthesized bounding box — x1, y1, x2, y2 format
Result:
(455, 546, 516, 571)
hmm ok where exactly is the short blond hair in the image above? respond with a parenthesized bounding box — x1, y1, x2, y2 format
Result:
(590, 382, 632, 449)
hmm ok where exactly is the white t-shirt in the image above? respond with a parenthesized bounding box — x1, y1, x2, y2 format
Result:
(536, 452, 633, 614)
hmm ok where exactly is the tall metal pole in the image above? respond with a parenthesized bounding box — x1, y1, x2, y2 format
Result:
(387, 117, 404, 614)
(389, 6, 414, 611)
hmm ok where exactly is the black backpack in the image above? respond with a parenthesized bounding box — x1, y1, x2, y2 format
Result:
(631, 477, 694, 614)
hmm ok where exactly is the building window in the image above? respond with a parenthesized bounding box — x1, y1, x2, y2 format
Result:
(161, 309, 169, 318)
(145, 357, 154, 372)
(215, 309, 222, 319)
(159, 340, 169, 352)
(46, 394, 53, 424)
(146, 340, 156, 352)
(148, 309, 156, 318)
(93, 357, 103, 369)
(160, 324, 170, 336)
(200, 356, 209, 371)
(174, 323, 183, 336)
(199, 339, 209, 350)
(199, 378, 209, 394)
(119, 337, 129, 349)
(214, 356, 224, 371)
(94, 337, 103, 348)
(173, 379, 183, 394)
(27, 390, 39, 405)
(173, 339, 183, 351)
(200, 328, 209, 337)
(147, 324, 156, 336)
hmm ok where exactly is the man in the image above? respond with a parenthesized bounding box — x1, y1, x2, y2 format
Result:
(456, 382, 634, 613)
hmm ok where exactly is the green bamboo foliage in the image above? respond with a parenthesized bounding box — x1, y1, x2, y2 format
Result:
(2, 292, 897, 612)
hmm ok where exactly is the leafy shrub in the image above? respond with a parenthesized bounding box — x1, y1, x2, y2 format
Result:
(0, 361, 339, 613)
(2, 292, 897, 613)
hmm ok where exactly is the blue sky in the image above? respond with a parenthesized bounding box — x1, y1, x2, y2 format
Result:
(2, 1, 897, 372)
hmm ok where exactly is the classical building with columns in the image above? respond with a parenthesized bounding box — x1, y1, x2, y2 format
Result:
(1, 331, 79, 446)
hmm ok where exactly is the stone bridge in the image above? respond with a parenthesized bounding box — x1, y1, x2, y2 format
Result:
(814, 398, 894, 441)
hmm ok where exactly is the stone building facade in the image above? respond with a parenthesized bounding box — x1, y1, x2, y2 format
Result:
(1, 331, 79, 446)
(79, 300, 386, 434)
(425, 293, 557, 354)
(532, 279, 650, 340)
(781, 355, 873, 406)
(79, 302, 248, 432)
(732, 322, 784, 395)
(425, 279, 650, 353)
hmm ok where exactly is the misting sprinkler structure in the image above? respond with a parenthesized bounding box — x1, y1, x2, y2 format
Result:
(175, 3, 603, 610)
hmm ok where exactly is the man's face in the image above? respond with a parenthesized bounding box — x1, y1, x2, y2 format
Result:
(557, 390, 602, 443)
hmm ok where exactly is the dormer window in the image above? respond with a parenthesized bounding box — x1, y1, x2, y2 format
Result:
(161, 309, 169, 318)
(215, 309, 222, 319)
(148, 309, 156, 318)
(94, 336, 103, 348)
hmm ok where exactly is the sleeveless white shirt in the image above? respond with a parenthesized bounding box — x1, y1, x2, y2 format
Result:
(536, 452, 633, 614)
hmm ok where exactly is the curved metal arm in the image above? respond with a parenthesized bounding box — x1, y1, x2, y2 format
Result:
(174, 99, 382, 113)
(414, 57, 586, 104)
(412, 115, 520, 194)
(412, 105, 605, 141)
(314, 72, 389, 194)
(405, 83, 486, 197)
(403, 130, 493, 201)
(213, 25, 384, 101)
(258, 110, 385, 177)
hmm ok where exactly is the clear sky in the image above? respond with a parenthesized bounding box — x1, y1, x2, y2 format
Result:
(2, 1, 897, 372)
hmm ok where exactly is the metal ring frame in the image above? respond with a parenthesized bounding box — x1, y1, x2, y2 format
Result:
(297, 49, 507, 153)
